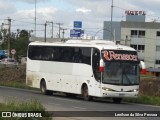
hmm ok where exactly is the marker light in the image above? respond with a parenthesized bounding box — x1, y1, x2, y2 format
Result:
(99, 59, 104, 72)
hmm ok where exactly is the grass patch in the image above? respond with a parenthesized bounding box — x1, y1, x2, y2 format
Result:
(0, 81, 27, 89)
(124, 95, 160, 106)
(0, 100, 52, 120)
(0, 81, 38, 91)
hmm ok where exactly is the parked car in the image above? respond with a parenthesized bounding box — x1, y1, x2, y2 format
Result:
(1, 58, 18, 66)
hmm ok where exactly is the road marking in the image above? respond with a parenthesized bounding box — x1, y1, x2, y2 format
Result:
(127, 102, 160, 108)
(71, 106, 87, 110)
(53, 97, 81, 103)
(48, 103, 62, 106)
(139, 104, 160, 108)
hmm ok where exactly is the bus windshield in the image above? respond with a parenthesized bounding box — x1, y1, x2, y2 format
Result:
(101, 49, 140, 85)
(103, 62, 140, 85)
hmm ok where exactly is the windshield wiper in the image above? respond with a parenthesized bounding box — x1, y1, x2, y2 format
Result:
(123, 72, 132, 84)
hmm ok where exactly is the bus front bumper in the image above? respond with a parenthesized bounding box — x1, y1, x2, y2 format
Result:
(101, 91, 139, 98)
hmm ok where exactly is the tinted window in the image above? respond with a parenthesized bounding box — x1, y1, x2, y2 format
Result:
(92, 48, 100, 80)
(28, 46, 91, 65)
(157, 31, 160, 36)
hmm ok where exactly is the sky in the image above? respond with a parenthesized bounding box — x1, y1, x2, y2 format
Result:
(0, 0, 160, 39)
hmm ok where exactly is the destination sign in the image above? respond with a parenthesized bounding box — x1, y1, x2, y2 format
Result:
(102, 50, 139, 62)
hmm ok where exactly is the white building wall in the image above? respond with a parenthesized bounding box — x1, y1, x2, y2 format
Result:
(121, 28, 145, 61)
(104, 20, 160, 69)
(121, 27, 160, 68)
(156, 37, 160, 68)
(144, 29, 157, 68)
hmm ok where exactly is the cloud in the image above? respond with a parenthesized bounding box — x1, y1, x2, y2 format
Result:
(12, 0, 51, 4)
(76, 8, 91, 13)
(1, 0, 160, 39)
(0, 1, 16, 15)
(14, 7, 57, 20)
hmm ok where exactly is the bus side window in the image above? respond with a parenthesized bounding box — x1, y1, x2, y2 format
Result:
(81, 47, 91, 65)
(54, 47, 62, 61)
(33, 46, 43, 60)
(63, 47, 73, 62)
(92, 48, 100, 80)
(72, 48, 82, 63)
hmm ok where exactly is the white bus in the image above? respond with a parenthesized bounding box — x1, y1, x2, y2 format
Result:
(26, 40, 140, 103)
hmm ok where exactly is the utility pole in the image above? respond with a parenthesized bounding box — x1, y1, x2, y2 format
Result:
(46, 21, 53, 38)
(8, 18, 11, 58)
(44, 22, 47, 42)
(111, 0, 114, 41)
(35, 0, 37, 40)
(61, 28, 67, 40)
(51, 22, 53, 38)
(56, 23, 63, 38)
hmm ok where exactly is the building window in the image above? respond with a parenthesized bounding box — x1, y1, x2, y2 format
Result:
(131, 30, 145, 38)
(138, 45, 145, 50)
(130, 44, 137, 50)
(156, 46, 160, 51)
(138, 31, 145, 38)
(131, 45, 145, 52)
(131, 30, 138, 37)
(156, 31, 160, 36)
(131, 30, 137, 35)
(155, 60, 160, 64)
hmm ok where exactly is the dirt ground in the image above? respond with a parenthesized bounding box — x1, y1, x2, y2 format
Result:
(0, 65, 160, 97)
(0, 65, 26, 83)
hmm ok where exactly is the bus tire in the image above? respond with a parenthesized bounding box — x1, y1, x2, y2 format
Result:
(112, 98, 122, 103)
(40, 80, 53, 95)
(82, 85, 92, 101)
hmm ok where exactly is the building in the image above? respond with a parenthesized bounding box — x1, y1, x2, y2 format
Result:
(103, 10, 160, 75)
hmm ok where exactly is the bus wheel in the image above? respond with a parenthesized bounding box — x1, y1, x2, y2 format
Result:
(40, 80, 52, 95)
(113, 98, 122, 103)
(82, 85, 92, 101)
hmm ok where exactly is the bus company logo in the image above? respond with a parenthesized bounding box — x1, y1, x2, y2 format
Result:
(103, 51, 138, 61)
(2, 112, 11, 117)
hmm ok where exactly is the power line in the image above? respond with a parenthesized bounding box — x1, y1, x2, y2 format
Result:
(12, 19, 44, 26)
(56, 23, 63, 38)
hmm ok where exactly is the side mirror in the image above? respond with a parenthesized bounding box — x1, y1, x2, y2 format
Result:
(99, 59, 104, 72)
(140, 61, 146, 74)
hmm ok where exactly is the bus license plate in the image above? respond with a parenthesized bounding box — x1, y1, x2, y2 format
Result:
(119, 93, 125, 96)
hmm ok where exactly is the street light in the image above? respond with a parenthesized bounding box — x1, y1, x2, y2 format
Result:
(110, 0, 114, 41)
(94, 28, 115, 41)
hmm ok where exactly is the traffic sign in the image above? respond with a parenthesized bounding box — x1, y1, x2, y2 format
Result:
(70, 29, 84, 37)
(11, 49, 16, 55)
(74, 21, 82, 29)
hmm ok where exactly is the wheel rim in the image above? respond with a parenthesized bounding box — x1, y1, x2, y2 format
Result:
(83, 86, 88, 97)
(41, 82, 46, 93)
(42, 86, 45, 93)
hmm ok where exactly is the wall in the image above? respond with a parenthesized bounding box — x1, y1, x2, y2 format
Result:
(103, 21, 121, 41)
(144, 29, 157, 68)
(121, 21, 160, 68)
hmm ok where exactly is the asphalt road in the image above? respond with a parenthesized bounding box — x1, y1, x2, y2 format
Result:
(0, 86, 160, 120)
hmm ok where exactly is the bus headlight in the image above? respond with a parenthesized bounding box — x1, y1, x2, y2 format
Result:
(102, 87, 115, 91)
(133, 89, 139, 92)
(129, 89, 139, 92)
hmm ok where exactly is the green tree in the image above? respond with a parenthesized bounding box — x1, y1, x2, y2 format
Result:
(1, 29, 30, 60)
